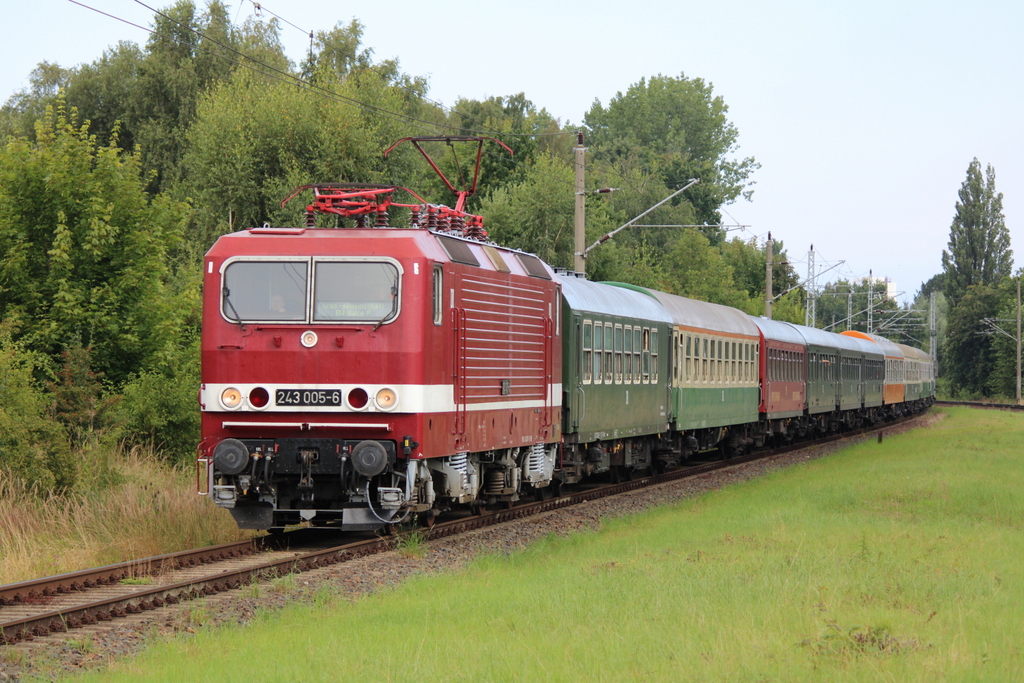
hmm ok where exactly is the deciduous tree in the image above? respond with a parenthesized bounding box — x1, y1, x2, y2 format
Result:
(941, 158, 1011, 305)
(0, 103, 189, 385)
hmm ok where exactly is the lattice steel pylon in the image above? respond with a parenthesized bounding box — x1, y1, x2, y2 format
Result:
(805, 245, 817, 327)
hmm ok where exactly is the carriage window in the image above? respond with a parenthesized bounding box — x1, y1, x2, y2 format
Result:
(702, 337, 709, 383)
(222, 260, 308, 322)
(593, 323, 603, 384)
(615, 325, 624, 384)
(651, 329, 659, 383)
(732, 342, 738, 381)
(604, 325, 614, 384)
(582, 321, 593, 384)
(624, 326, 633, 383)
(642, 328, 651, 383)
(634, 329, 642, 384)
(685, 335, 692, 384)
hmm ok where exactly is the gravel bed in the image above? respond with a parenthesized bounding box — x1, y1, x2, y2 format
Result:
(0, 413, 939, 681)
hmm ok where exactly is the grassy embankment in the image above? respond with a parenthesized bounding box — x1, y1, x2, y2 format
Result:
(72, 407, 1024, 680)
(0, 445, 251, 584)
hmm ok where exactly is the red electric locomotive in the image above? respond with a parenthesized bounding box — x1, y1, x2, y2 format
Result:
(197, 138, 562, 530)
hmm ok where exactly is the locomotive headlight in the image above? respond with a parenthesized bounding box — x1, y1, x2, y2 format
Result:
(220, 387, 243, 409)
(300, 330, 319, 348)
(375, 388, 398, 411)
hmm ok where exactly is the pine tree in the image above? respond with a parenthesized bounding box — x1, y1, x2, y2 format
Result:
(941, 158, 1012, 305)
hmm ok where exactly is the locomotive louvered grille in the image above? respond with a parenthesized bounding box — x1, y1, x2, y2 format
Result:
(460, 273, 549, 402)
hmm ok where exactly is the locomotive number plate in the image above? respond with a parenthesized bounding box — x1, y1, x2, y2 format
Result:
(275, 389, 343, 406)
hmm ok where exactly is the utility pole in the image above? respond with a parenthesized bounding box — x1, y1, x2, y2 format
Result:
(573, 131, 586, 274)
(805, 245, 817, 327)
(765, 232, 773, 319)
(1017, 276, 1021, 404)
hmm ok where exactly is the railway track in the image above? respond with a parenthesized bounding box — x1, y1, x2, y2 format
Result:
(0, 411, 926, 646)
(934, 399, 1024, 411)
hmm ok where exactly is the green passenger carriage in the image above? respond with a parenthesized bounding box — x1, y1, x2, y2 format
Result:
(557, 274, 673, 480)
(638, 288, 760, 445)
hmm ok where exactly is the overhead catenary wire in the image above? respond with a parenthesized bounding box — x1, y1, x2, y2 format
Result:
(67, 0, 737, 228)
(67, 0, 570, 140)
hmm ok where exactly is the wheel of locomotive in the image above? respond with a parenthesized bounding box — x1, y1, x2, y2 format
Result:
(420, 510, 438, 529)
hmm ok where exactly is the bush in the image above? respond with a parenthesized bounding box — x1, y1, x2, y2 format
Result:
(0, 330, 74, 490)
(116, 335, 201, 463)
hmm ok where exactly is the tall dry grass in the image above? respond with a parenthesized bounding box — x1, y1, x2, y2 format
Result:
(0, 443, 253, 584)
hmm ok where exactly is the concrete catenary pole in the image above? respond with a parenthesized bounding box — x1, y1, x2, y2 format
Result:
(867, 269, 874, 333)
(930, 290, 938, 379)
(573, 131, 586, 274)
(765, 232, 773, 319)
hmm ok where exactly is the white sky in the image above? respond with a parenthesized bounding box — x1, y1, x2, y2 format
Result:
(3, 0, 1022, 304)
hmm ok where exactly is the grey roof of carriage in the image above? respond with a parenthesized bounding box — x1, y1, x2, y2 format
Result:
(852, 332, 906, 359)
(557, 275, 673, 323)
(751, 316, 808, 345)
(641, 289, 760, 336)
(778, 322, 883, 359)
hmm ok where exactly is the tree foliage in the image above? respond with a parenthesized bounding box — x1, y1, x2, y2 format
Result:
(0, 2, 783, 474)
(941, 284, 1007, 397)
(812, 279, 900, 333)
(584, 73, 758, 229)
(0, 103, 189, 385)
(941, 158, 1011, 305)
(0, 326, 75, 491)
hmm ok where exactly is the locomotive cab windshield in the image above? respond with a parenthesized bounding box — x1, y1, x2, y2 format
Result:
(221, 258, 401, 324)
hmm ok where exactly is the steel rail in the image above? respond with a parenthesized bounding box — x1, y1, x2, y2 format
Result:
(1, 411, 927, 645)
(0, 538, 267, 607)
(934, 400, 1024, 412)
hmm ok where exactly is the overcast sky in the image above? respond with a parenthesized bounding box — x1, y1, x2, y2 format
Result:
(3, 0, 1022, 304)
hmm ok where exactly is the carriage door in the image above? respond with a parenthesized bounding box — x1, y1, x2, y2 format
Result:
(572, 315, 585, 430)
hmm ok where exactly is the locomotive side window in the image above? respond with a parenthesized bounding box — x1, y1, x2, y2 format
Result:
(582, 321, 593, 384)
(433, 265, 443, 326)
(222, 260, 308, 322)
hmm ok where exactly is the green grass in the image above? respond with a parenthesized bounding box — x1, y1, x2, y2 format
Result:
(78, 408, 1024, 681)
